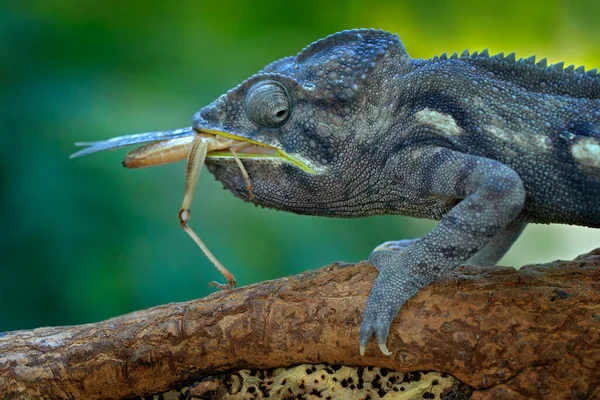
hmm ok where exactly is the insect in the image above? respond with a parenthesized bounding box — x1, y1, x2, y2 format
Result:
(71, 126, 297, 289)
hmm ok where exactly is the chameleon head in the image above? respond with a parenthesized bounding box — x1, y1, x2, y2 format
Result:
(70, 30, 415, 217)
(198, 29, 414, 216)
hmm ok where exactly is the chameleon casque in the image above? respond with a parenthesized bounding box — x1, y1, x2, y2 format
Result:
(72, 29, 600, 356)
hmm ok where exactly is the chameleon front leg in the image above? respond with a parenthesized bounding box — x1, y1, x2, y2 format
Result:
(374, 221, 527, 266)
(360, 148, 526, 355)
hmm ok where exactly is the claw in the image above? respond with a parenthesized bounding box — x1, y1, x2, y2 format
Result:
(378, 342, 392, 356)
(359, 341, 392, 356)
(209, 280, 236, 290)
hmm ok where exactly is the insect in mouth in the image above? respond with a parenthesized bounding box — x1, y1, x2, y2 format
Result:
(70, 126, 287, 289)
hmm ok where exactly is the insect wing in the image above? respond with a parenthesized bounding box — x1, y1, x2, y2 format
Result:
(70, 126, 195, 158)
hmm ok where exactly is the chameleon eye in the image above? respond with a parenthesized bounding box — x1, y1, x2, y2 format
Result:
(245, 80, 291, 128)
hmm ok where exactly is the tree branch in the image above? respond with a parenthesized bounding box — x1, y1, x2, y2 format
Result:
(1, 250, 599, 399)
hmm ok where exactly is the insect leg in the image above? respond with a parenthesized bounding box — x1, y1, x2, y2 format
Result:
(229, 144, 255, 200)
(179, 136, 236, 289)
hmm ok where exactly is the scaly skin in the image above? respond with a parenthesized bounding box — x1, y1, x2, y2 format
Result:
(77, 29, 600, 355)
(195, 29, 600, 354)
(194, 29, 600, 354)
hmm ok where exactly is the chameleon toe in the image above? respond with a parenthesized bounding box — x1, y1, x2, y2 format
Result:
(378, 342, 392, 356)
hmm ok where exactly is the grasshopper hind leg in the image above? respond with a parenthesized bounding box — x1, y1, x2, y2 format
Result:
(179, 136, 236, 289)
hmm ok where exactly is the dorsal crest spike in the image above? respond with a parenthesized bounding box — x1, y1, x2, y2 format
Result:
(493, 52, 504, 60)
(505, 52, 516, 62)
(471, 50, 479, 58)
(525, 55, 536, 64)
(587, 68, 598, 76)
(551, 61, 565, 71)
(537, 58, 548, 68)
(460, 49, 470, 58)
(450, 52, 459, 59)
(439, 52, 448, 60)
(575, 66, 585, 74)
(564, 65, 575, 73)
(480, 49, 489, 57)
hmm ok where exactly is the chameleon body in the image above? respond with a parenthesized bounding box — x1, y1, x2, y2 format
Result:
(75, 29, 600, 355)
(198, 29, 600, 354)
(198, 30, 600, 353)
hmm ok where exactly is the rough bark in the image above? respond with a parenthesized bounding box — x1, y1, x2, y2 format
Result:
(1, 250, 599, 399)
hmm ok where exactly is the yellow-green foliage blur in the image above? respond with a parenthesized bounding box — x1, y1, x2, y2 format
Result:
(2, 0, 600, 331)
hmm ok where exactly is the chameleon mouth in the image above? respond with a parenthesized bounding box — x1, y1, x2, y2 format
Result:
(71, 126, 316, 174)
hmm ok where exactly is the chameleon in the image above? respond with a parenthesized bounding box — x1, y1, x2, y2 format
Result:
(71, 29, 600, 356)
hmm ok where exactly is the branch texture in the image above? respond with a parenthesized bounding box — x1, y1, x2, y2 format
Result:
(1, 251, 599, 399)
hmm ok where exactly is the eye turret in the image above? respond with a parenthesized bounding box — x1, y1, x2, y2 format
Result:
(244, 80, 291, 128)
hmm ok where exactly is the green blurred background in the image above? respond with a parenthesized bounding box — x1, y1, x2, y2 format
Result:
(2, 0, 600, 332)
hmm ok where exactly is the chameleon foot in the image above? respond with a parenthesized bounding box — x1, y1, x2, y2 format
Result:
(359, 249, 426, 356)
